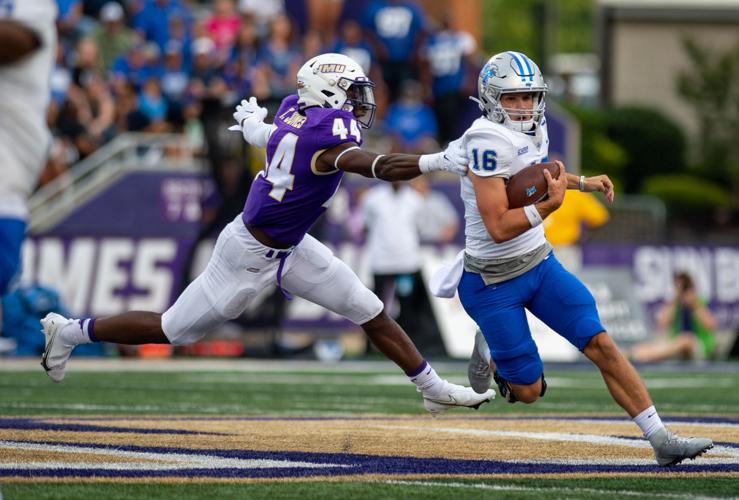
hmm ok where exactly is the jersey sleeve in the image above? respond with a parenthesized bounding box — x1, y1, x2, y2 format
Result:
(6, 0, 58, 46)
(312, 109, 364, 151)
(463, 127, 518, 179)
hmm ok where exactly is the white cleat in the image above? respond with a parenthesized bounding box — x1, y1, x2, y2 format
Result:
(423, 382, 495, 415)
(650, 428, 714, 467)
(40, 312, 75, 383)
(468, 329, 493, 394)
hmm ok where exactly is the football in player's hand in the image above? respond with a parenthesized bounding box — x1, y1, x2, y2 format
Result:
(506, 162, 560, 209)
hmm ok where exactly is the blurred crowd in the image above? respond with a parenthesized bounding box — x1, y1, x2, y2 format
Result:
(44, 0, 482, 185)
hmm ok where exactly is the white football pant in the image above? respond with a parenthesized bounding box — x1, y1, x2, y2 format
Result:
(162, 215, 383, 345)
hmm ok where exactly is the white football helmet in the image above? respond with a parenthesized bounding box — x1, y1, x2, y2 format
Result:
(296, 52, 377, 128)
(473, 51, 548, 133)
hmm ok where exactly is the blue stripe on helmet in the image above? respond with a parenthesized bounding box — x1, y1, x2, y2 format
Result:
(507, 51, 527, 79)
(516, 52, 534, 81)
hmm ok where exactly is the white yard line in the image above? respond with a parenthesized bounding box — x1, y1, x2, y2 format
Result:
(380, 480, 731, 500)
(0, 440, 351, 470)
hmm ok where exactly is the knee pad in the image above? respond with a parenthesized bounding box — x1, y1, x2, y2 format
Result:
(494, 371, 547, 404)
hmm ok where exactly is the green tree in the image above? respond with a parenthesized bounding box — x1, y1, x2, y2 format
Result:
(483, 0, 595, 67)
(676, 38, 739, 195)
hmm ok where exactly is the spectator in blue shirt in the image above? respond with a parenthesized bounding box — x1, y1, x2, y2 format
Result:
(132, 0, 192, 52)
(332, 19, 375, 75)
(361, 0, 426, 101)
(256, 14, 302, 113)
(383, 79, 438, 154)
(225, 20, 268, 100)
(421, 17, 478, 143)
(111, 42, 158, 93)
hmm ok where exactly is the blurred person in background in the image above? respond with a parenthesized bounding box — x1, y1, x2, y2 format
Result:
(111, 40, 156, 92)
(0, 1, 58, 346)
(421, 14, 477, 145)
(238, 0, 284, 38)
(543, 188, 609, 271)
(227, 18, 267, 101)
(164, 11, 192, 71)
(257, 14, 302, 113)
(302, 30, 325, 60)
(38, 52, 494, 416)
(92, 1, 136, 72)
(630, 272, 716, 363)
(361, 0, 426, 101)
(138, 76, 169, 132)
(331, 19, 386, 116)
(359, 181, 445, 356)
(70, 37, 101, 86)
(80, 71, 117, 145)
(132, 0, 192, 52)
(383, 79, 438, 154)
(160, 40, 190, 125)
(204, 0, 241, 61)
(332, 19, 374, 76)
(410, 175, 458, 244)
(56, 0, 85, 43)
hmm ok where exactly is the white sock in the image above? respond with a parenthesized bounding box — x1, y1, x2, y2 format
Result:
(633, 405, 665, 439)
(407, 361, 445, 395)
(59, 319, 93, 346)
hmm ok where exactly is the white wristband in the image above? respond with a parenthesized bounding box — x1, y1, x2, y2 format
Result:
(579, 175, 586, 192)
(371, 154, 385, 178)
(523, 204, 543, 228)
(418, 152, 444, 173)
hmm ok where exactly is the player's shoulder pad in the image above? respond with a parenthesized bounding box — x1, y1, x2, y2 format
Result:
(463, 119, 517, 178)
(307, 107, 363, 149)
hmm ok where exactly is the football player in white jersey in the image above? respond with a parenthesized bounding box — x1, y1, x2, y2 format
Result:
(455, 51, 712, 466)
(0, 0, 57, 294)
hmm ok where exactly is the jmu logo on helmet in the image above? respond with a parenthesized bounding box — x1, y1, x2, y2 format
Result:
(317, 64, 347, 74)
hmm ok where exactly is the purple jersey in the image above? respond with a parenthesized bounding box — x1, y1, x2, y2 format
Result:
(242, 95, 363, 245)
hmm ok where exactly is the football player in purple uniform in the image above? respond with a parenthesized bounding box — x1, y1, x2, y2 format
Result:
(39, 53, 495, 414)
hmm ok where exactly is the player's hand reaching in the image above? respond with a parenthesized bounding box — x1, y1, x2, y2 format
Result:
(228, 97, 274, 148)
(441, 138, 468, 176)
(583, 175, 615, 203)
(228, 96, 268, 132)
(419, 138, 468, 176)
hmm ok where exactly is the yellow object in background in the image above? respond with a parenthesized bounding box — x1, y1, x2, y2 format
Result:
(544, 190, 609, 246)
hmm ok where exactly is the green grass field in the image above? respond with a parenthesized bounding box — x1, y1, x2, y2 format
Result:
(1, 359, 738, 499)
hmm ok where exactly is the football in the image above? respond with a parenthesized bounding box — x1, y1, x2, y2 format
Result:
(505, 162, 561, 209)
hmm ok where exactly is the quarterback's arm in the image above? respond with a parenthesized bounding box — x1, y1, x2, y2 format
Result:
(318, 143, 463, 181)
(564, 172, 615, 202)
(471, 164, 566, 243)
(0, 20, 42, 64)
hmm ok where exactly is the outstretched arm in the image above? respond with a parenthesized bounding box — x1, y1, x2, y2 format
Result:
(0, 20, 41, 65)
(228, 97, 275, 148)
(564, 172, 615, 203)
(316, 140, 467, 181)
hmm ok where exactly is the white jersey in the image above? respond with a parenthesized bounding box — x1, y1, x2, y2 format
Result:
(0, 0, 57, 219)
(460, 116, 550, 259)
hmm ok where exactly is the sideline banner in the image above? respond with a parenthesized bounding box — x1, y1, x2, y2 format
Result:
(24, 171, 739, 358)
